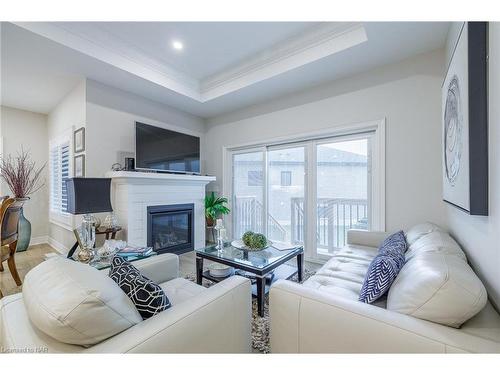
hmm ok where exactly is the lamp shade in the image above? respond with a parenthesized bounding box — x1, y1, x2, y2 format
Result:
(65, 178, 112, 214)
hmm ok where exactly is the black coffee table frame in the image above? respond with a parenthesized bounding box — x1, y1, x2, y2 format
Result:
(195, 246, 304, 317)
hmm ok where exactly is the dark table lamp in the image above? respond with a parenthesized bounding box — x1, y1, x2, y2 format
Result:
(65, 178, 112, 262)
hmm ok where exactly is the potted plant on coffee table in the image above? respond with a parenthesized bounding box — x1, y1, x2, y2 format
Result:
(0, 149, 46, 252)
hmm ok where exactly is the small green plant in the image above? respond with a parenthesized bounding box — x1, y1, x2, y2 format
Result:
(242, 231, 254, 246)
(205, 192, 230, 226)
(242, 231, 268, 250)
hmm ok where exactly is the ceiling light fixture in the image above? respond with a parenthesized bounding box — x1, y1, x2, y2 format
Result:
(172, 40, 184, 51)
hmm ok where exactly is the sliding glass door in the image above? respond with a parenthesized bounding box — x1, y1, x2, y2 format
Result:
(232, 149, 265, 239)
(229, 131, 375, 260)
(315, 137, 370, 256)
(267, 145, 306, 244)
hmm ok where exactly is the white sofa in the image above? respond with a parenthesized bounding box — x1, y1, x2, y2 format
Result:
(270, 223, 500, 353)
(0, 253, 252, 353)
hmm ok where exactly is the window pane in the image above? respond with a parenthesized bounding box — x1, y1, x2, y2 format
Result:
(280, 171, 292, 187)
(247, 170, 263, 186)
(61, 143, 70, 213)
(316, 138, 369, 254)
(232, 151, 264, 238)
(268, 147, 305, 244)
(50, 141, 70, 214)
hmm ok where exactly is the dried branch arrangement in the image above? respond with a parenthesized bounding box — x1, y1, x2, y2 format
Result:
(0, 148, 46, 198)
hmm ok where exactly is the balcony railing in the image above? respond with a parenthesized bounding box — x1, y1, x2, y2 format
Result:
(233, 196, 368, 251)
(291, 197, 368, 251)
(233, 196, 287, 241)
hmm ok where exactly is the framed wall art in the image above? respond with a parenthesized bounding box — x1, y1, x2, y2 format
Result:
(74, 127, 85, 153)
(74, 154, 85, 177)
(442, 22, 488, 216)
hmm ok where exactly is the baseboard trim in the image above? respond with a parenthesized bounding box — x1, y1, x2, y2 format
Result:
(30, 235, 48, 246)
(47, 237, 67, 255)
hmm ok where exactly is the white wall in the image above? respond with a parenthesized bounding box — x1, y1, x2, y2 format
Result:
(0, 105, 49, 242)
(205, 49, 447, 234)
(85, 80, 206, 178)
(47, 80, 86, 251)
(445, 23, 500, 309)
(47, 80, 86, 140)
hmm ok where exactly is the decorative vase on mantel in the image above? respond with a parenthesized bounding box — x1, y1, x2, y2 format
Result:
(16, 198, 31, 252)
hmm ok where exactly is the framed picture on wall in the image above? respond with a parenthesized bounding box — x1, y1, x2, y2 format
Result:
(442, 22, 488, 216)
(74, 127, 85, 153)
(74, 154, 85, 177)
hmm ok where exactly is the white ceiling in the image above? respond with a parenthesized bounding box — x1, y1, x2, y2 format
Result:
(1, 21, 450, 118)
(78, 22, 318, 79)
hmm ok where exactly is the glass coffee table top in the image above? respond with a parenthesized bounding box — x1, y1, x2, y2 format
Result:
(195, 242, 302, 270)
(72, 251, 158, 270)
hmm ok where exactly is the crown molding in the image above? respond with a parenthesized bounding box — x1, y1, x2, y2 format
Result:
(199, 22, 367, 101)
(13, 22, 201, 101)
(12, 22, 367, 104)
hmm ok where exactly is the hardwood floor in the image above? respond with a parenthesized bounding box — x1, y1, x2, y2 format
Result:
(0, 244, 56, 296)
(0, 244, 321, 297)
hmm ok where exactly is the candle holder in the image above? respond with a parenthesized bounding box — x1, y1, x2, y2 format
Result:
(214, 219, 225, 251)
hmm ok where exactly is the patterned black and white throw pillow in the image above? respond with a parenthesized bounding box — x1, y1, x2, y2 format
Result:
(378, 230, 407, 268)
(358, 253, 404, 303)
(109, 256, 171, 319)
(358, 231, 407, 304)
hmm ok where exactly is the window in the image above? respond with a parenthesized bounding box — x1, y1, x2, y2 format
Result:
(248, 170, 263, 186)
(234, 152, 265, 239)
(280, 171, 292, 187)
(316, 138, 370, 255)
(226, 120, 385, 261)
(50, 140, 70, 214)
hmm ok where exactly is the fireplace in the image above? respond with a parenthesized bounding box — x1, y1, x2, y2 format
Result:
(147, 204, 194, 254)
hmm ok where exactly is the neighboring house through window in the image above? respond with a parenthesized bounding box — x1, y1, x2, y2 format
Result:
(281, 171, 292, 186)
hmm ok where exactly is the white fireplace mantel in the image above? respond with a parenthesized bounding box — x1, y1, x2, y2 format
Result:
(105, 171, 216, 185)
(105, 171, 216, 250)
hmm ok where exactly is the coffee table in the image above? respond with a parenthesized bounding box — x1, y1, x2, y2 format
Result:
(195, 243, 304, 316)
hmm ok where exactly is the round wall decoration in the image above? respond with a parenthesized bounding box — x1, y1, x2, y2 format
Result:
(444, 75, 463, 186)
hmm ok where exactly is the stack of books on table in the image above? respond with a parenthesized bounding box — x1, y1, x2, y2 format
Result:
(116, 246, 154, 258)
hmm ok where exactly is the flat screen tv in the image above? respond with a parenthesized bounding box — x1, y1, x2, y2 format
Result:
(135, 122, 200, 174)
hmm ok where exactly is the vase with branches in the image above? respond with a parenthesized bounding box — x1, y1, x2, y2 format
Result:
(204, 192, 230, 226)
(0, 148, 46, 252)
(0, 148, 46, 198)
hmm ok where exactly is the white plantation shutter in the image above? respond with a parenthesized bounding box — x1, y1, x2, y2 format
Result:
(50, 141, 70, 214)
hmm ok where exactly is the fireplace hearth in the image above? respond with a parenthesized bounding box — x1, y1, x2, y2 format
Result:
(147, 204, 194, 254)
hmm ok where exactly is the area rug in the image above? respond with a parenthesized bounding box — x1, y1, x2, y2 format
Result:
(184, 268, 315, 353)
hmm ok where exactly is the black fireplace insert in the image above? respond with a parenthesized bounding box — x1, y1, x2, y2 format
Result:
(147, 204, 194, 254)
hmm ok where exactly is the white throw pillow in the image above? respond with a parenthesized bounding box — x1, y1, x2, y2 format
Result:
(405, 230, 467, 262)
(387, 252, 487, 328)
(404, 222, 444, 246)
(23, 257, 142, 346)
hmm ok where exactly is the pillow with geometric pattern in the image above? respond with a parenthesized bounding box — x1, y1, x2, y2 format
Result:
(359, 231, 407, 304)
(109, 256, 171, 319)
(378, 230, 407, 267)
(358, 252, 404, 303)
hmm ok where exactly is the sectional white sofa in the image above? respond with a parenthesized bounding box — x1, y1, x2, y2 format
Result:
(0, 254, 252, 353)
(270, 223, 500, 353)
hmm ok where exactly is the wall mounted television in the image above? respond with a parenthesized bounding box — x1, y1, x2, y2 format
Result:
(135, 122, 200, 174)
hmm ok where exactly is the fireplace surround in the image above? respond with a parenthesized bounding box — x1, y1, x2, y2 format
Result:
(147, 204, 194, 254)
(105, 171, 216, 251)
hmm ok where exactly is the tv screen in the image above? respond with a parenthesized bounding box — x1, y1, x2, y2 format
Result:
(135, 122, 200, 174)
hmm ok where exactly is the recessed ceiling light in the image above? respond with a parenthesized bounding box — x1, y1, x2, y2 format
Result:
(172, 40, 184, 51)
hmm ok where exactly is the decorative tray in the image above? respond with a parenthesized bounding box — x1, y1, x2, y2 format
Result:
(231, 239, 273, 252)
